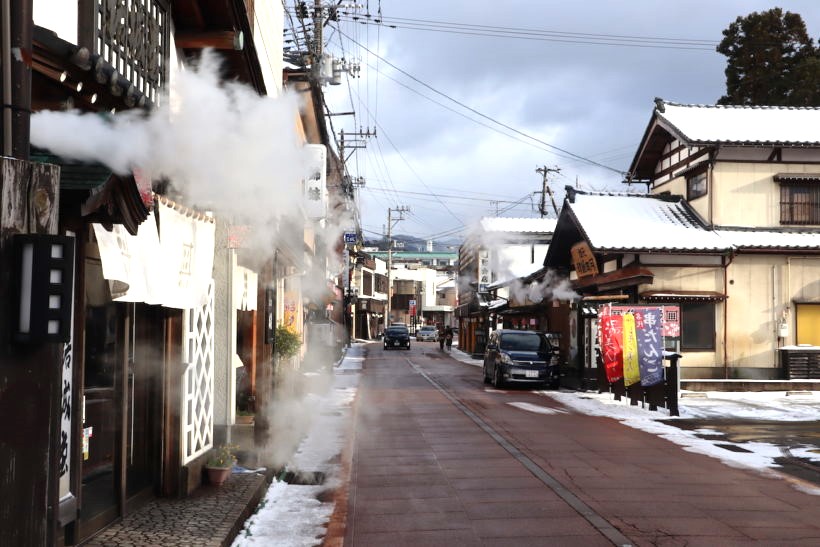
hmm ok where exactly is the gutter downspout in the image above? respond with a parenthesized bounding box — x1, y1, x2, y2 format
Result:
(6, 0, 31, 159)
(722, 251, 736, 379)
(2, 0, 13, 156)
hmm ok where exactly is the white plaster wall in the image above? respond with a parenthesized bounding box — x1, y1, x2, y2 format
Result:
(646, 256, 820, 370)
(713, 159, 820, 228)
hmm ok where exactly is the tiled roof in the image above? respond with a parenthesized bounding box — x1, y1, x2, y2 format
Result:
(568, 191, 730, 252)
(657, 101, 820, 145)
(714, 228, 820, 250)
(566, 190, 820, 252)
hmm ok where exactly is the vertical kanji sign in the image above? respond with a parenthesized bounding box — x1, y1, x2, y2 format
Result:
(621, 312, 641, 386)
(599, 314, 624, 383)
(636, 308, 664, 386)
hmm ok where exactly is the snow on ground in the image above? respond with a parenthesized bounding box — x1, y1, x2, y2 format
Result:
(235, 344, 820, 547)
(543, 388, 820, 488)
(450, 346, 820, 493)
(232, 345, 362, 547)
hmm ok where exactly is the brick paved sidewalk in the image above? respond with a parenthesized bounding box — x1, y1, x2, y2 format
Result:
(84, 473, 268, 547)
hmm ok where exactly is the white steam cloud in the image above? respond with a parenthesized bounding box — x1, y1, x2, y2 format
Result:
(32, 51, 352, 468)
(464, 220, 579, 304)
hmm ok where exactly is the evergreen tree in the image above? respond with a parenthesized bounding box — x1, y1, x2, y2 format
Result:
(717, 8, 820, 106)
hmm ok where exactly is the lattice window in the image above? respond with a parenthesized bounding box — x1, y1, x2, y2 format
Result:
(90, 0, 170, 103)
(181, 280, 215, 465)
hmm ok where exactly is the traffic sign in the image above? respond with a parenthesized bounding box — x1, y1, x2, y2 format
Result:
(344, 232, 357, 244)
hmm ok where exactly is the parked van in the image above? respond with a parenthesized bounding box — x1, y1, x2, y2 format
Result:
(483, 329, 560, 389)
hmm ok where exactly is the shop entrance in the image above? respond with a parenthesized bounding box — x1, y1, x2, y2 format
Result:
(77, 236, 162, 541)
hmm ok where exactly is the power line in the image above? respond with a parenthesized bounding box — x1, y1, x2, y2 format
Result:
(334, 14, 717, 51)
(336, 28, 626, 175)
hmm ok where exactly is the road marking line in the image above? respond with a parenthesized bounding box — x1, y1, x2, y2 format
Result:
(407, 359, 634, 547)
(507, 401, 568, 415)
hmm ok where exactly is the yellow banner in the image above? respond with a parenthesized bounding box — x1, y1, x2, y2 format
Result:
(622, 312, 641, 387)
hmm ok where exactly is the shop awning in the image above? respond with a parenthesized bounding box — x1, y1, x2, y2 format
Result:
(640, 290, 727, 302)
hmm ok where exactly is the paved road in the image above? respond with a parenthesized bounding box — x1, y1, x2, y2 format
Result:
(342, 341, 820, 546)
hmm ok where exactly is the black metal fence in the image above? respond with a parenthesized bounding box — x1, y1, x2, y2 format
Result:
(597, 354, 680, 416)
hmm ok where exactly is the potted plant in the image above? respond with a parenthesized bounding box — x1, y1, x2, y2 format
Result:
(205, 444, 237, 486)
(274, 325, 301, 359)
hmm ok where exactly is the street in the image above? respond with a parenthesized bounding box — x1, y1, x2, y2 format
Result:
(341, 341, 820, 546)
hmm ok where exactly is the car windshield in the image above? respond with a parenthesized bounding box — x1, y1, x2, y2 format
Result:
(500, 332, 549, 352)
(420, 327, 436, 332)
(386, 327, 408, 335)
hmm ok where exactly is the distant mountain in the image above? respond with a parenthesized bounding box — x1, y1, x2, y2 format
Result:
(363, 234, 462, 252)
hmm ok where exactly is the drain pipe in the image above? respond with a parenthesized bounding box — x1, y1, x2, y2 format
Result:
(1, 0, 13, 156)
(2, 0, 32, 159)
(722, 251, 735, 379)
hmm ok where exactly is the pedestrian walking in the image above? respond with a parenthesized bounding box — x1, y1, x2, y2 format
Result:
(444, 326, 453, 352)
(438, 326, 445, 350)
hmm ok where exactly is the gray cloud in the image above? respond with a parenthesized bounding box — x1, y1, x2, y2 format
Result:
(325, 0, 820, 239)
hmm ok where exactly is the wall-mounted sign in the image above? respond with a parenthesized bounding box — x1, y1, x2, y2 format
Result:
(344, 232, 357, 244)
(478, 249, 490, 292)
(571, 241, 598, 278)
(304, 144, 328, 219)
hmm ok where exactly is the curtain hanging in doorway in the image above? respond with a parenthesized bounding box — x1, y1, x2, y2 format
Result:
(92, 200, 215, 308)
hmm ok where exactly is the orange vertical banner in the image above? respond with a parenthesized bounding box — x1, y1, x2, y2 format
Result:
(622, 312, 640, 387)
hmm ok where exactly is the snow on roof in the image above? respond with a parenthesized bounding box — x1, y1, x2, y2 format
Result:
(658, 101, 820, 145)
(480, 217, 557, 233)
(568, 192, 730, 252)
(715, 228, 820, 250)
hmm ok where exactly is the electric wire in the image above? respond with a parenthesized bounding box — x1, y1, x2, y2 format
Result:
(334, 14, 717, 51)
(336, 28, 626, 175)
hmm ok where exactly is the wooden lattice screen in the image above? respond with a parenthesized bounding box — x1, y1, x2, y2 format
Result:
(181, 280, 215, 465)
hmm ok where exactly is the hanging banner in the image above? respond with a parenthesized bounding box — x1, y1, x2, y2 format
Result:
(93, 212, 161, 303)
(283, 291, 298, 329)
(599, 314, 624, 383)
(609, 305, 680, 349)
(621, 312, 640, 386)
(154, 202, 216, 309)
(635, 309, 664, 386)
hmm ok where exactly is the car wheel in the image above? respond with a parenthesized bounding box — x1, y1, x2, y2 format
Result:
(492, 366, 504, 389)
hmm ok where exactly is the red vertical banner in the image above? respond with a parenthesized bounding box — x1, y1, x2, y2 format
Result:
(599, 314, 624, 383)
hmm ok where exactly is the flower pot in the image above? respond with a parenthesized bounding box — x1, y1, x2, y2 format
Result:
(206, 466, 232, 486)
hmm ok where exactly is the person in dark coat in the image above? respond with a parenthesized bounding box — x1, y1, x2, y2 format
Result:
(444, 326, 453, 352)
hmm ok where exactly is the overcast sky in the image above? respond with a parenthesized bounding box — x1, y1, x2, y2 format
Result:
(318, 1, 820, 242)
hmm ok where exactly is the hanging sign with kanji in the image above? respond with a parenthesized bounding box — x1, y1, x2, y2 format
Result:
(635, 308, 664, 386)
(570, 241, 598, 278)
(599, 314, 624, 383)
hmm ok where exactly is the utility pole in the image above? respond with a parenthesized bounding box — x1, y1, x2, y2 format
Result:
(339, 127, 376, 164)
(386, 206, 409, 325)
(535, 165, 561, 217)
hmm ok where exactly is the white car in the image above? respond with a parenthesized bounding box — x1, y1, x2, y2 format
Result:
(416, 326, 439, 341)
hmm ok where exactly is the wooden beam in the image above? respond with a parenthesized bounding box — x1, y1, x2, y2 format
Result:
(175, 30, 243, 50)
